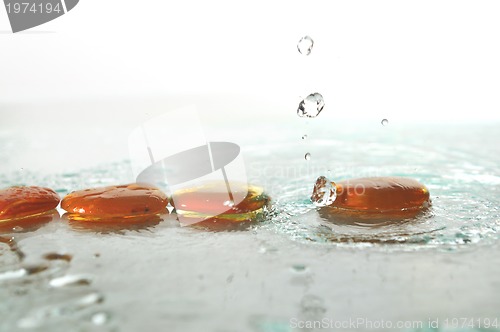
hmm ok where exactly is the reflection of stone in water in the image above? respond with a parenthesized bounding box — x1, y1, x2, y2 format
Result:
(314, 208, 437, 245)
(63, 213, 164, 234)
(0, 210, 58, 235)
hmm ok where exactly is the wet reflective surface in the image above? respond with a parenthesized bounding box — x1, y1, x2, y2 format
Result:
(1, 122, 499, 331)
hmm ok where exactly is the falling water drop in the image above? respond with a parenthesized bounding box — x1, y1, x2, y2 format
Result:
(304, 153, 311, 161)
(297, 36, 314, 55)
(311, 176, 337, 207)
(381, 119, 389, 126)
(297, 93, 325, 118)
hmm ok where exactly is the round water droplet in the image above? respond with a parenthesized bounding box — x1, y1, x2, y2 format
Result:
(381, 119, 388, 126)
(91, 312, 109, 325)
(302, 134, 308, 140)
(311, 176, 337, 207)
(304, 153, 311, 161)
(297, 36, 314, 55)
(297, 93, 324, 118)
(12, 226, 23, 232)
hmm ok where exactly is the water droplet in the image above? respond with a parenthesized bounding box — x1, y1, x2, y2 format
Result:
(12, 226, 23, 232)
(304, 153, 311, 161)
(49, 275, 92, 288)
(300, 294, 326, 316)
(297, 93, 325, 118)
(302, 134, 308, 140)
(43, 253, 72, 262)
(91, 312, 109, 326)
(297, 35, 314, 55)
(291, 264, 307, 272)
(223, 200, 234, 207)
(381, 118, 389, 126)
(311, 176, 337, 207)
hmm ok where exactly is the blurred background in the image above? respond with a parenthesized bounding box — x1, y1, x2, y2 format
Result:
(1, 0, 499, 171)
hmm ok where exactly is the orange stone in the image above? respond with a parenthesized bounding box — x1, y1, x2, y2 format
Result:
(61, 183, 168, 220)
(313, 177, 430, 214)
(0, 186, 60, 221)
(172, 183, 271, 230)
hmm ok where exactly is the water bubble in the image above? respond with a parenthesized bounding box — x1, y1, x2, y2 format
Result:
(304, 153, 311, 161)
(311, 176, 337, 207)
(297, 36, 314, 55)
(297, 93, 325, 118)
(381, 118, 389, 126)
(302, 135, 308, 140)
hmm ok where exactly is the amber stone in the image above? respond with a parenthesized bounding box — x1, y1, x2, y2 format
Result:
(313, 177, 430, 216)
(0, 186, 60, 221)
(61, 183, 168, 220)
(172, 183, 271, 229)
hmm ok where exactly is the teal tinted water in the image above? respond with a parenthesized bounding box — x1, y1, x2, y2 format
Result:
(1, 122, 499, 331)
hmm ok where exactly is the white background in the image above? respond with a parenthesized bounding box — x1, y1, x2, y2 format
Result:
(1, 0, 499, 123)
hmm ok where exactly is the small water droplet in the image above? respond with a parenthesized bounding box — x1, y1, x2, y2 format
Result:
(49, 275, 92, 288)
(223, 200, 234, 207)
(304, 153, 311, 161)
(91, 312, 109, 326)
(297, 35, 314, 55)
(311, 176, 337, 207)
(43, 253, 72, 262)
(381, 118, 389, 126)
(297, 93, 325, 118)
(291, 264, 307, 272)
(12, 226, 23, 232)
(302, 134, 308, 140)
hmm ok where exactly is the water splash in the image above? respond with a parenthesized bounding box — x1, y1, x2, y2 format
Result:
(311, 176, 337, 207)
